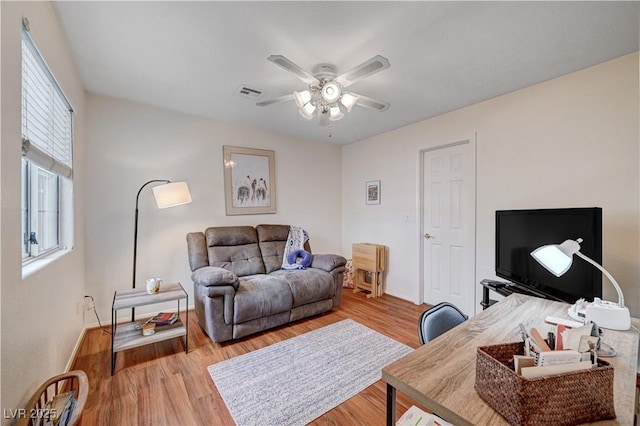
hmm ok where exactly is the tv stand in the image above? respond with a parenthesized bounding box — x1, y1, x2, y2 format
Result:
(480, 279, 564, 310)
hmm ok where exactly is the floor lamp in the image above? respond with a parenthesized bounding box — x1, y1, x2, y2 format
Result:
(132, 180, 192, 321)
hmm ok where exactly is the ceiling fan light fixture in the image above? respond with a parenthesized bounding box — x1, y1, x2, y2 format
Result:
(293, 90, 312, 109)
(298, 102, 316, 119)
(340, 92, 359, 112)
(328, 105, 344, 121)
(259, 55, 391, 126)
(321, 82, 341, 103)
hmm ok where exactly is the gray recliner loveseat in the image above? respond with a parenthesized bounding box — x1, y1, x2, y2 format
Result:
(186, 224, 347, 343)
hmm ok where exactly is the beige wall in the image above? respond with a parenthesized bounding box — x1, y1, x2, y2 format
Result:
(84, 94, 343, 321)
(342, 53, 639, 317)
(1, 1, 87, 417)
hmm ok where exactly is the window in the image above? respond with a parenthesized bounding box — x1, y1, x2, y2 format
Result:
(21, 22, 74, 264)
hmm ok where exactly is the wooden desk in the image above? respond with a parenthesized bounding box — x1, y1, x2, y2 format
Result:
(382, 294, 639, 425)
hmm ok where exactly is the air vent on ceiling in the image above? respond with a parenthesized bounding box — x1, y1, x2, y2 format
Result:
(235, 86, 263, 100)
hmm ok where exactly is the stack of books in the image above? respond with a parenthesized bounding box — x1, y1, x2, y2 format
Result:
(145, 312, 178, 326)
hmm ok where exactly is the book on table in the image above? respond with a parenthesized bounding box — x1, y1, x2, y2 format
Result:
(148, 312, 178, 326)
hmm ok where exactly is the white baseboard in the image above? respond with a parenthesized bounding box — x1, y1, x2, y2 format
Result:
(66, 326, 87, 372)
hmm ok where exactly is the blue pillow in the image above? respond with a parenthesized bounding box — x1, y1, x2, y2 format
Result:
(287, 249, 313, 268)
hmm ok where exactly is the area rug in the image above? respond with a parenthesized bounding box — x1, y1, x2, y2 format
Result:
(207, 319, 413, 426)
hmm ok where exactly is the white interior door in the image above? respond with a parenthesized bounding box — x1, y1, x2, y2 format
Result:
(422, 141, 476, 316)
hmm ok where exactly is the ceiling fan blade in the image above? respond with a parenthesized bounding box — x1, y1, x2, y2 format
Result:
(256, 94, 294, 107)
(267, 55, 319, 85)
(353, 94, 390, 112)
(334, 55, 390, 88)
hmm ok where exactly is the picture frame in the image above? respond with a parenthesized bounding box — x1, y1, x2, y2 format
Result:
(366, 180, 381, 205)
(223, 145, 276, 215)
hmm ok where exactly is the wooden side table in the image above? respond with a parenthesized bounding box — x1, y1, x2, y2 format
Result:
(111, 282, 188, 375)
(352, 243, 387, 298)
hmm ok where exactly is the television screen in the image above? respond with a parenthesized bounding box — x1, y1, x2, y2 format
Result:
(495, 207, 602, 303)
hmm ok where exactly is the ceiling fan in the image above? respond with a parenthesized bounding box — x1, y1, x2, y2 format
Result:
(256, 55, 390, 126)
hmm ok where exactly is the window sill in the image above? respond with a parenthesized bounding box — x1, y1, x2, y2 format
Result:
(22, 248, 72, 279)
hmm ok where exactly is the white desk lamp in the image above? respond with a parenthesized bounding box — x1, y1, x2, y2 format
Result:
(531, 238, 630, 330)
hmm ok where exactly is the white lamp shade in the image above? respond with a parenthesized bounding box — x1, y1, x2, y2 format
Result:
(531, 245, 572, 276)
(152, 181, 192, 209)
(294, 90, 312, 108)
(340, 92, 359, 112)
(299, 102, 316, 119)
(530, 239, 581, 277)
(328, 105, 344, 121)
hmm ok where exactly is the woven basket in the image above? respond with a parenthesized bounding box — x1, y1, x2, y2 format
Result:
(475, 342, 615, 426)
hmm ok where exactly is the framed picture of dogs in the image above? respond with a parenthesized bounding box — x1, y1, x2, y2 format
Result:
(223, 145, 276, 215)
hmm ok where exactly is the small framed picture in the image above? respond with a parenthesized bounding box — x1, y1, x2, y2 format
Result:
(366, 180, 381, 205)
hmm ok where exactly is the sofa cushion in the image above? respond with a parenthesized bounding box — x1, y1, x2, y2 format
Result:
(191, 266, 239, 290)
(206, 226, 258, 246)
(269, 269, 335, 308)
(256, 224, 290, 273)
(257, 224, 313, 273)
(205, 226, 265, 276)
(233, 275, 293, 323)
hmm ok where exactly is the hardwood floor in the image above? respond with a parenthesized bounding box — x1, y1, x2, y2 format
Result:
(72, 290, 428, 425)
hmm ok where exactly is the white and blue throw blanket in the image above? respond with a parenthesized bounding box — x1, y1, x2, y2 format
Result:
(282, 226, 310, 270)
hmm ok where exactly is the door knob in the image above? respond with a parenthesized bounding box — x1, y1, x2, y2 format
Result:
(424, 233, 435, 239)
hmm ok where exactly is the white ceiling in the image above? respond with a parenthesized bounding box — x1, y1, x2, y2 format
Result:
(53, 1, 639, 145)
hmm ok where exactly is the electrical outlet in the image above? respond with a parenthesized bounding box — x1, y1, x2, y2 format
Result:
(84, 296, 95, 311)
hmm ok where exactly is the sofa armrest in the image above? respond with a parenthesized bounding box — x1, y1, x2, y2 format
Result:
(191, 266, 240, 290)
(310, 254, 347, 272)
(193, 280, 236, 331)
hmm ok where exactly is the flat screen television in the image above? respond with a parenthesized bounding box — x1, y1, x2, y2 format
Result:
(495, 207, 602, 303)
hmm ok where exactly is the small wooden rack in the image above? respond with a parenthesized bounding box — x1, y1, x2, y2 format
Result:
(352, 243, 387, 298)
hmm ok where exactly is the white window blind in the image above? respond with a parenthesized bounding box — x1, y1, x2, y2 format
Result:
(21, 28, 73, 178)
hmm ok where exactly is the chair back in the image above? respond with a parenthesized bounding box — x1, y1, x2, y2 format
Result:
(418, 302, 468, 344)
(18, 370, 88, 426)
